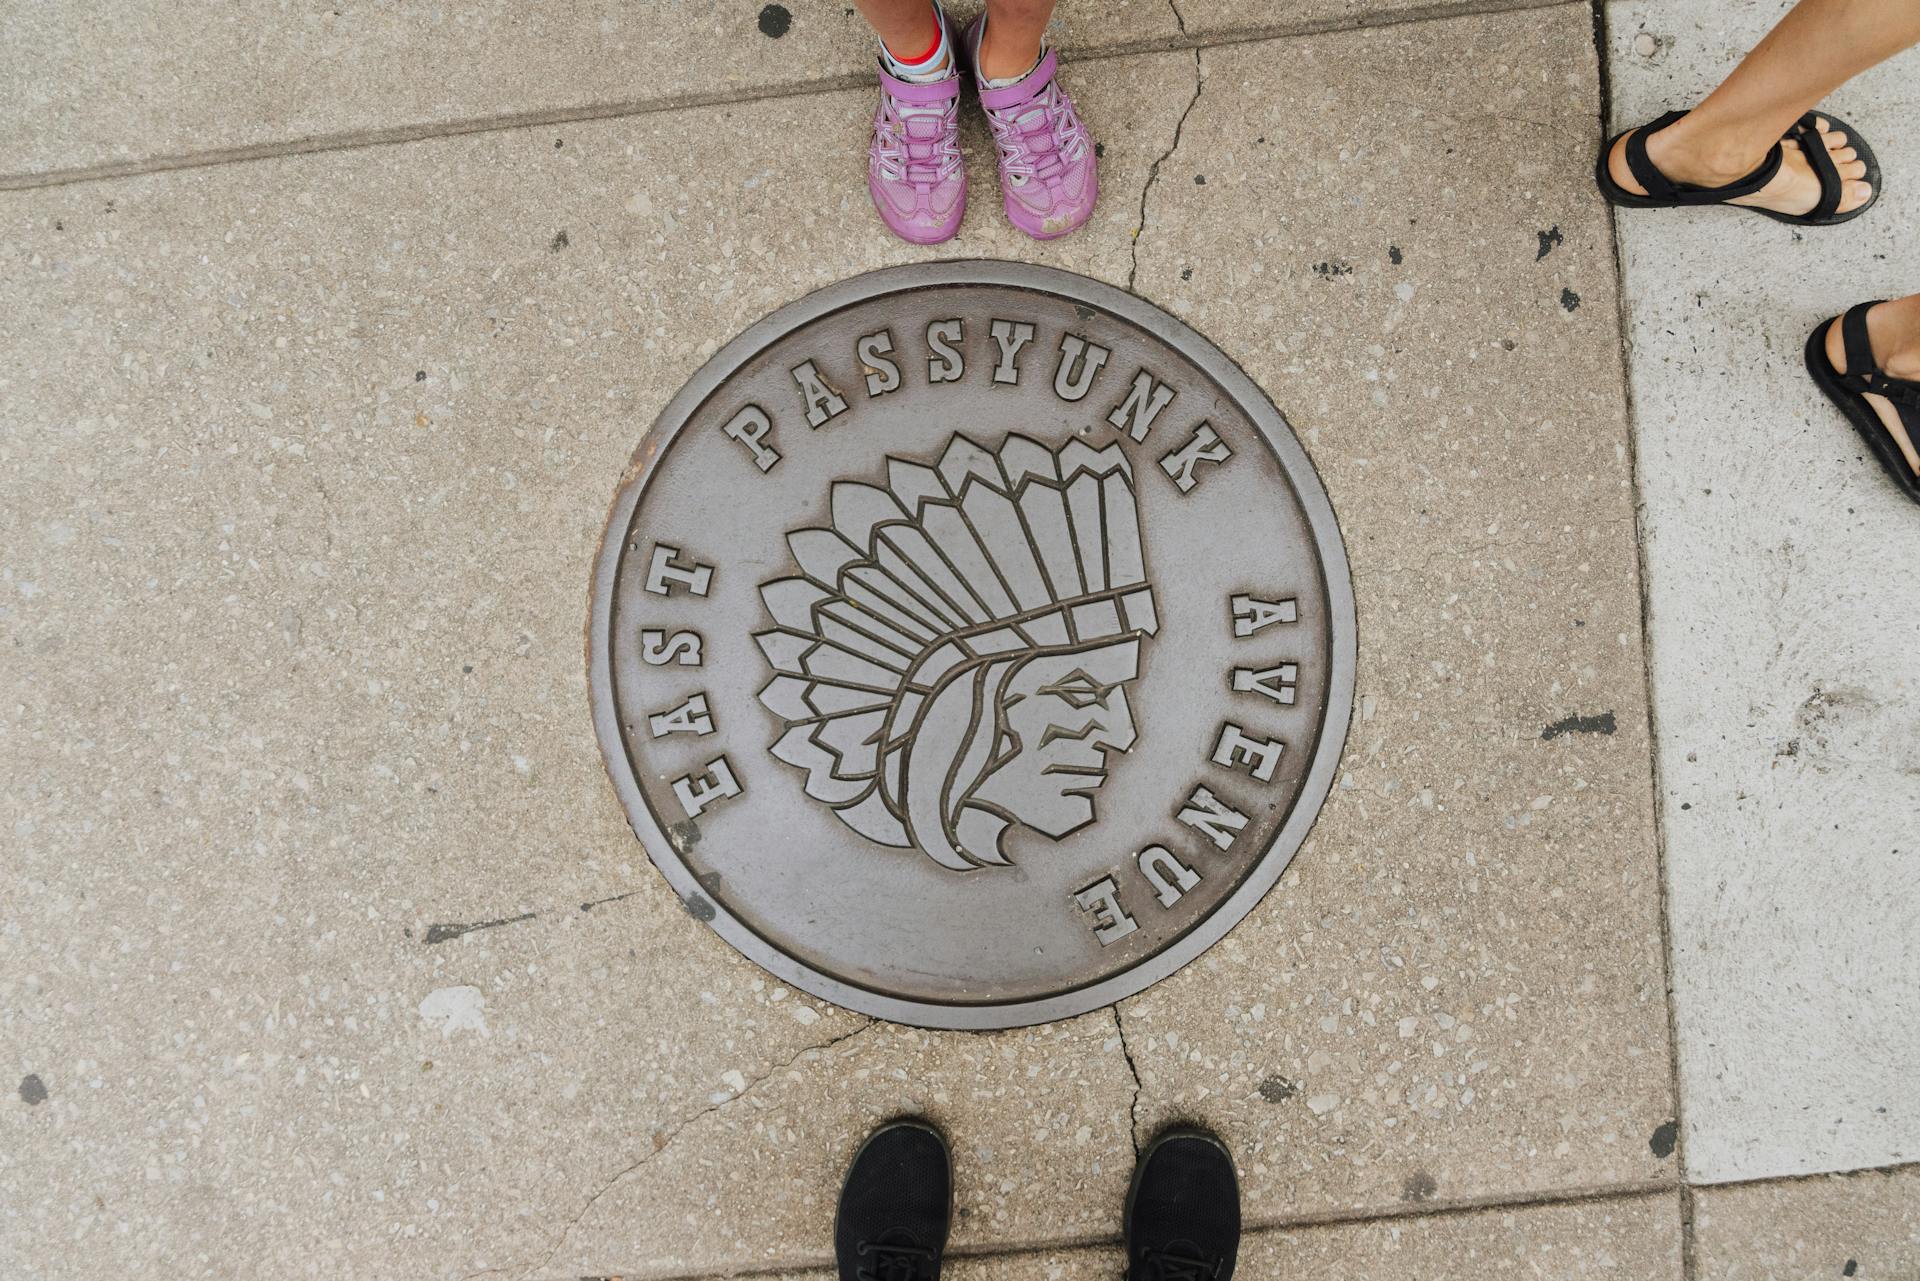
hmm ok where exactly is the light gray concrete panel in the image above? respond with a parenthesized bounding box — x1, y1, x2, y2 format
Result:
(1606, 0, 1920, 1184)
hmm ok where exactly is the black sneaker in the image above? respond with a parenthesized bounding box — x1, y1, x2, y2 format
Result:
(1124, 1127, 1241, 1281)
(834, 1119, 952, 1281)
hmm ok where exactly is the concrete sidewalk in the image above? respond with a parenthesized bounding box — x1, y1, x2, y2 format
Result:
(2, 1, 1914, 1278)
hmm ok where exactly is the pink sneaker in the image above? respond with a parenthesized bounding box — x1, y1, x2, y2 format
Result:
(867, 55, 966, 244)
(965, 18, 1098, 240)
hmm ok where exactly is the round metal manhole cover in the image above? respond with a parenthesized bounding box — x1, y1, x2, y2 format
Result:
(589, 261, 1354, 1029)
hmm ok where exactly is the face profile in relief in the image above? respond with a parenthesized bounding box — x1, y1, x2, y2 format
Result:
(754, 433, 1158, 871)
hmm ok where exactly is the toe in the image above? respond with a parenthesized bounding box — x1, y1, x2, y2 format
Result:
(1843, 158, 1867, 180)
(1833, 145, 1857, 163)
(1849, 180, 1874, 209)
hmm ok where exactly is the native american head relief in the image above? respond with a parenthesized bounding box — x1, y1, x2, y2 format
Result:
(754, 434, 1159, 872)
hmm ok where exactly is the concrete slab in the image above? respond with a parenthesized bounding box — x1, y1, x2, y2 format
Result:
(2, 0, 1588, 185)
(705, 1190, 1683, 1279)
(2, 0, 1188, 182)
(1606, 0, 1920, 1183)
(0, 56, 1190, 1281)
(1120, 1, 1675, 1223)
(1693, 1167, 1920, 1280)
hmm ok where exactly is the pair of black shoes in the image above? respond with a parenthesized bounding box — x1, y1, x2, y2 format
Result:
(835, 1120, 1239, 1281)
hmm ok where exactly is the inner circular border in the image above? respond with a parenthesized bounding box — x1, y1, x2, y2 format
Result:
(588, 260, 1356, 1029)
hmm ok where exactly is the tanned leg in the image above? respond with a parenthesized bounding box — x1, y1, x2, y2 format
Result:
(1608, 0, 1920, 216)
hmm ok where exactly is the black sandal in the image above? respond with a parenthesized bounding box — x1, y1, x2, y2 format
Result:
(1805, 302, 1920, 506)
(1597, 109, 1880, 226)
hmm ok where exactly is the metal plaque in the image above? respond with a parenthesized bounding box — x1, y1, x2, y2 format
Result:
(588, 262, 1354, 1029)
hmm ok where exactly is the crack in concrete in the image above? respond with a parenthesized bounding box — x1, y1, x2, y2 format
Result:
(1111, 1004, 1144, 1157)
(469, 1018, 875, 1281)
(1127, 47, 1204, 296)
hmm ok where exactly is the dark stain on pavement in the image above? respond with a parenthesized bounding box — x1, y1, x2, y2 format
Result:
(1256, 1075, 1295, 1103)
(1542, 710, 1616, 740)
(758, 3, 792, 38)
(1649, 1120, 1679, 1158)
(1537, 225, 1564, 260)
(1561, 287, 1582, 312)
(18, 1074, 48, 1106)
(423, 912, 536, 944)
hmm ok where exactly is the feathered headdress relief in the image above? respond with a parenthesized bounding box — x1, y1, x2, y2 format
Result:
(755, 434, 1158, 871)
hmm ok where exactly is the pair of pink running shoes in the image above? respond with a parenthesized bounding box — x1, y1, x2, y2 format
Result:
(867, 12, 1097, 244)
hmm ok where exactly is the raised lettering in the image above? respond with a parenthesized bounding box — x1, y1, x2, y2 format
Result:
(1105, 370, 1176, 441)
(1053, 333, 1111, 402)
(1072, 875, 1139, 945)
(858, 330, 902, 396)
(791, 359, 848, 428)
(926, 318, 965, 383)
(1159, 422, 1232, 493)
(643, 544, 714, 597)
(721, 404, 780, 472)
(648, 692, 715, 737)
(1231, 662, 1298, 705)
(640, 629, 703, 666)
(672, 755, 742, 819)
(1212, 723, 1285, 782)
(1177, 785, 1250, 851)
(1231, 593, 1298, 636)
(1137, 845, 1201, 908)
(989, 319, 1036, 384)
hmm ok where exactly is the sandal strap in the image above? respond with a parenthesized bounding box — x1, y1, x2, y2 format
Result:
(1841, 301, 1882, 382)
(1836, 302, 1920, 410)
(1623, 110, 1784, 205)
(1623, 110, 1688, 200)
(1794, 114, 1845, 223)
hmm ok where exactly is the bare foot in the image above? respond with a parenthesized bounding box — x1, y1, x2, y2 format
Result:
(1609, 113, 1873, 217)
(1823, 298, 1920, 476)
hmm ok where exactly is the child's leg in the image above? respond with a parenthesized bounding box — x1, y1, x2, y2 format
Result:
(853, 0, 942, 59)
(977, 0, 1055, 82)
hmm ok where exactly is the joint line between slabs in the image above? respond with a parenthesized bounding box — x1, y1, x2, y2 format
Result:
(1585, 0, 1694, 1270)
(4, 0, 1582, 191)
